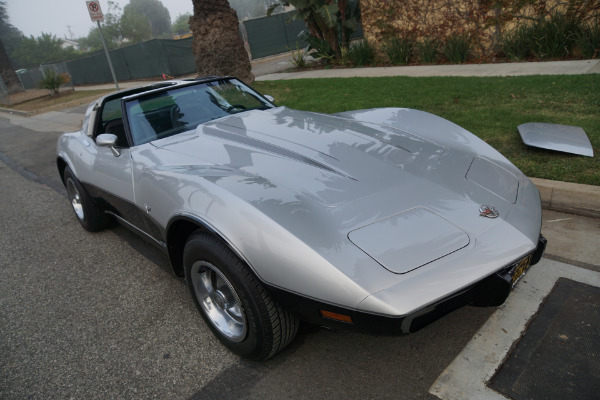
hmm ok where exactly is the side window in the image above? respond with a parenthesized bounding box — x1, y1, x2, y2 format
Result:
(98, 98, 128, 147)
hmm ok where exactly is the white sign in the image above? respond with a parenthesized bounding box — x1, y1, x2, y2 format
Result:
(86, 1, 104, 22)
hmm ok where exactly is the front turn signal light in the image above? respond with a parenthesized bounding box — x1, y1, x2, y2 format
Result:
(320, 310, 353, 324)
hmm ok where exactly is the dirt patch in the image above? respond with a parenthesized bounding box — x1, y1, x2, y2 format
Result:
(2, 88, 74, 106)
(0, 89, 111, 115)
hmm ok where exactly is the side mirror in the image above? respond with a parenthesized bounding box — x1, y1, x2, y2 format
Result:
(264, 95, 275, 103)
(96, 133, 120, 157)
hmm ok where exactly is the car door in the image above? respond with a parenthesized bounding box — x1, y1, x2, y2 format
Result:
(81, 97, 138, 228)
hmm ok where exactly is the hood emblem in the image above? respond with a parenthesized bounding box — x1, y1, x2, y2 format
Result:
(479, 205, 499, 219)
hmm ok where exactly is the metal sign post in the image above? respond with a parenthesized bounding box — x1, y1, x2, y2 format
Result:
(85, 1, 119, 91)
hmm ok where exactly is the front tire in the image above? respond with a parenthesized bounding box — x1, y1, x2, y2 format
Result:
(63, 166, 109, 232)
(184, 232, 299, 360)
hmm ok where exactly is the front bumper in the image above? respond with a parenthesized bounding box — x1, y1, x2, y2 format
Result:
(271, 235, 547, 335)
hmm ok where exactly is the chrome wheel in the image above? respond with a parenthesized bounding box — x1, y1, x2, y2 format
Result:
(184, 232, 299, 359)
(190, 261, 246, 342)
(66, 177, 84, 221)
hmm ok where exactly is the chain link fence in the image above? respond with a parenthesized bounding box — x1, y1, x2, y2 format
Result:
(66, 38, 196, 85)
(5, 11, 362, 89)
(16, 61, 74, 92)
(63, 11, 311, 85)
(243, 12, 308, 59)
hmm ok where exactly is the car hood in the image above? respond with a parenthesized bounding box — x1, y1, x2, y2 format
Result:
(149, 106, 531, 274)
(153, 106, 447, 205)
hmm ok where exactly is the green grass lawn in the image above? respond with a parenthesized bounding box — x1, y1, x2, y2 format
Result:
(255, 75, 600, 185)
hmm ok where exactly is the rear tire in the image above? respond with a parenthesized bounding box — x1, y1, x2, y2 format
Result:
(184, 232, 299, 360)
(63, 166, 109, 232)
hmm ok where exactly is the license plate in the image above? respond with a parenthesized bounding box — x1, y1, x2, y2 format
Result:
(511, 255, 532, 286)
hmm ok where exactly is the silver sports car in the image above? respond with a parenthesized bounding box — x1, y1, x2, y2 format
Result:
(56, 77, 546, 360)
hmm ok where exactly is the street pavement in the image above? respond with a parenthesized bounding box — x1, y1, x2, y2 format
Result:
(0, 125, 497, 399)
(1, 60, 599, 399)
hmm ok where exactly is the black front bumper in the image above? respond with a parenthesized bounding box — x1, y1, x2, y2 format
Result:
(270, 235, 547, 335)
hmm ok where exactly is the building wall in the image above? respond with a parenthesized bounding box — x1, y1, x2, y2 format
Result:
(359, 0, 598, 56)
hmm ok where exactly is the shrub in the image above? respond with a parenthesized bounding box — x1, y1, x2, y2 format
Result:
(348, 40, 376, 66)
(303, 33, 335, 64)
(383, 36, 414, 65)
(576, 19, 600, 59)
(529, 13, 581, 59)
(417, 38, 439, 64)
(289, 42, 308, 69)
(40, 69, 70, 95)
(443, 35, 471, 64)
(501, 25, 532, 60)
(500, 12, 588, 61)
(338, 46, 350, 66)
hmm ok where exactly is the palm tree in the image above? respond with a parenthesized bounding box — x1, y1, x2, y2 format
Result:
(0, 0, 22, 93)
(0, 38, 21, 93)
(190, 0, 254, 83)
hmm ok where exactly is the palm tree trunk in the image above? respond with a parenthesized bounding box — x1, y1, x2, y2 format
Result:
(0, 39, 22, 94)
(190, 0, 254, 84)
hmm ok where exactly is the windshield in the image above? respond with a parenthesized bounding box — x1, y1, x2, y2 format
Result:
(125, 78, 273, 146)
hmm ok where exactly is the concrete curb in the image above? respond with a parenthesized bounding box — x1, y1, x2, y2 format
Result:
(531, 177, 600, 218)
(0, 107, 30, 116)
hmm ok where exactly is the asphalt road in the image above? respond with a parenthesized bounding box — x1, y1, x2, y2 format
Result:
(1, 106, 598, 400)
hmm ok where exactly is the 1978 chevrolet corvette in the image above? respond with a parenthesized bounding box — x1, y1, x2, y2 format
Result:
(57, 77, 546, 360)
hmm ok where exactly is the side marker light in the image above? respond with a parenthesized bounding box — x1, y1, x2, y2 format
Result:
(320, 310, 353, 324)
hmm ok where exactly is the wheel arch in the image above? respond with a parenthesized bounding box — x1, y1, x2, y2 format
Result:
(166, 215, 254, 279)
(56, 156, 68, 185)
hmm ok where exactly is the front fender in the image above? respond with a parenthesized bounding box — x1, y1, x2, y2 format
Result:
(56, 132, 87, 182)
(334, 107, 520, 176)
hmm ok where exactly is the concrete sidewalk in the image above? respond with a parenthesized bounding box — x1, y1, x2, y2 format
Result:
(257, 58, 600, 80)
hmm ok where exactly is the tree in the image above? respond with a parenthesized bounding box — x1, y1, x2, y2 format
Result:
(190, 0, 254, 83)
(0, 0, 23, 93)
(0, 0, 23, 57)
(78, 1, 125, 51)
(228, 0, 270, 19)
(120, 11, 153, 43)
(123, 0, 171, 38)
(0, 38, 21, 93)
(11, 33, 78, 68)
(172, 13, 192, 35)
(78, 0, 152, 52)
(268, 0, 360, 61)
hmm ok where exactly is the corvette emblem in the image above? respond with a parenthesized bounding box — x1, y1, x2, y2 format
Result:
(479, 205, 499, 218)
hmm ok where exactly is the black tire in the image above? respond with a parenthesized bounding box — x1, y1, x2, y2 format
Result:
(63, 166, 110, 232)
(183, 232, 299, 360)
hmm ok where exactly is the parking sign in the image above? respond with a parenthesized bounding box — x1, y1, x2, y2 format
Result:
(86, 1, 104, 22)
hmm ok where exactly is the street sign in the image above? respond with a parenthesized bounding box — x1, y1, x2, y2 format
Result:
(86, 1, 104, 22)
(85, 0, 118, 90)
